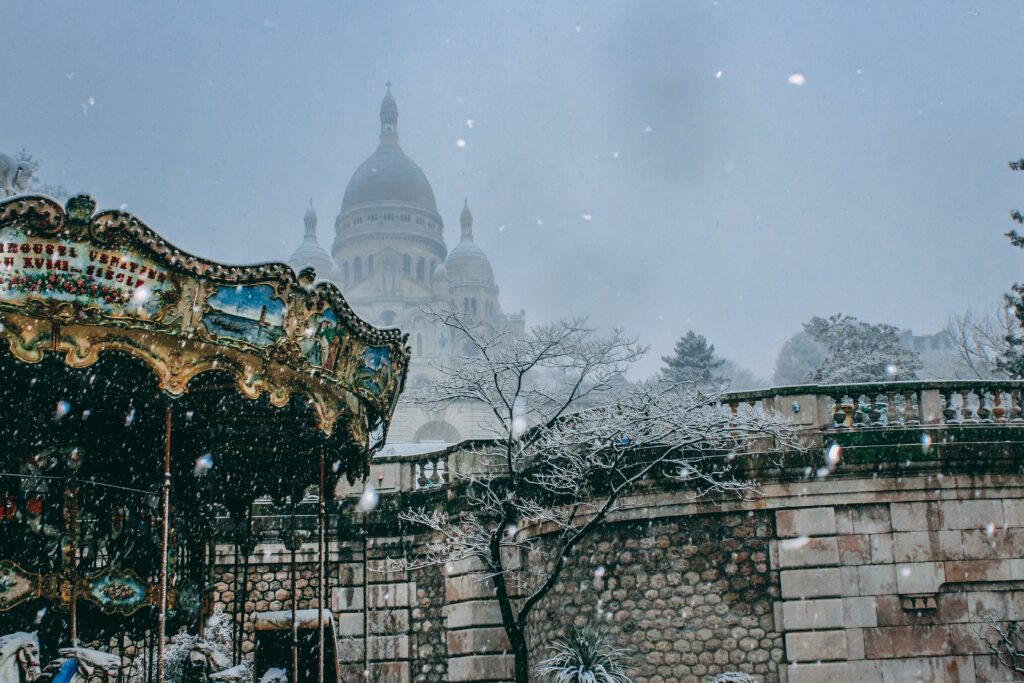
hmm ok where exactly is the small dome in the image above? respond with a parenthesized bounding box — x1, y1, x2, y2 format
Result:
(446, 199, 494, 286)
(290, 201, 339, 281)
(446, 241, 494, 285)
(289, 242, 337, 282)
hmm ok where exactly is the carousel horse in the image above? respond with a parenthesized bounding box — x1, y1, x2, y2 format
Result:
(38, 647, 119, 683)
(0, 632, 41, 682)
(183, 642, 248, 683)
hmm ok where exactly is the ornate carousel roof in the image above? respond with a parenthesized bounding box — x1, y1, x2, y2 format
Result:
(0, 194, 410, 446)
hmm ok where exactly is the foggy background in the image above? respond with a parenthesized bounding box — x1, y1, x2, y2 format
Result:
(4, 0, 1022, 379)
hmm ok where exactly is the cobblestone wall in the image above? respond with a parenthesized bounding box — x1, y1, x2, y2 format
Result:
(525, 512, 784, 683)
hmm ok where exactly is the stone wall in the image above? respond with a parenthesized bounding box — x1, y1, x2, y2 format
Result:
(211, 467, 1024, 683)
(524, 513, 783, 682)
(770, 478, 1024, 682)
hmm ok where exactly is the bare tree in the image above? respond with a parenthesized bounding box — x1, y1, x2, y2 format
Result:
(978, 612, 1024, 677)
(390, 308, 793, 683)
(946, 306, 1018, 379)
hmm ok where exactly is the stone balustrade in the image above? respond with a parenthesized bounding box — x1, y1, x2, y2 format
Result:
(728, 380, 1024, 430)
(346, 381, 1024, 500)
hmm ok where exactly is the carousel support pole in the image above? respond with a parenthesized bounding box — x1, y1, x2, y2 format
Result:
(67, 461, 79, 646)
(290, 493, 299, 683)
(157, 404, 173, 683)
(198, 483, 213, 640)
(232, 538, 241, 664)
(317, 450, 326, 683)
(240, 515, 253, 663)
(362, 507, 369, 680)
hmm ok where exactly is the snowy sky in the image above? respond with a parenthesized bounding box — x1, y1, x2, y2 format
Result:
(4, 1, 1023, 379)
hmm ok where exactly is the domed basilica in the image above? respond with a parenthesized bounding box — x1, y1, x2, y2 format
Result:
(289, 86, 525, 445)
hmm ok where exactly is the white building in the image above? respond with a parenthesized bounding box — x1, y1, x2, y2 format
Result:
(289, 86, 525, 445)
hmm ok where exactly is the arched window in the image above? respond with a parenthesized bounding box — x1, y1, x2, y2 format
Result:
(429, 260, 436, 284)
(341, 262, 349, 287)
(471, 298, 477, 314)
(367, 254, 374, 276)
(403, 254, 411, 274)
(463, 297, 469, 312)
(354, 257, 363, 281)
(416, 257, 425, 281)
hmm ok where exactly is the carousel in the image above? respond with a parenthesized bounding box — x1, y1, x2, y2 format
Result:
(0, 195, 408, 682)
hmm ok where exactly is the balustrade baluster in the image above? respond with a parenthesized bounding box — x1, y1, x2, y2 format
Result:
(960, 389, 976, 424)
(870, 394, 886, 426)
(416, 463, 428, 489)
(977, 390, 993, 423)
(902, 390, 919, 426)
(855, 395, 871, 427)
(941, 390, 958, 424)
(886, 391, 899, 426)
(993, 390, 1007, 423)
(1012, 389, 1024, 422)
(832, 396, 845, 427)
(429, 458, 443, 487)
(839, 396, 855, 428)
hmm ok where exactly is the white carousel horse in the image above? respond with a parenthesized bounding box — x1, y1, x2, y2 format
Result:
(38, 647, 119, 683)
(0, 631, 41, 682)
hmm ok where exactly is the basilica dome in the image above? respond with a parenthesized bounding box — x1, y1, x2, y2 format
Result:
(339, 86, 438, 215)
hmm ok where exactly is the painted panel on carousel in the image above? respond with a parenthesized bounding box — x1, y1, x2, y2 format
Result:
(354, 345, 393, 398)
(84, 569, 148, 615)
(0, 225, 172, 319)
(302, 308, 348, 371)
(202, 284, 285, 348)
(0, 561, 38, 611)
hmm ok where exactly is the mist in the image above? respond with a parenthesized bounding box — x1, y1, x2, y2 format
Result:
(4, 0, 1023, 379)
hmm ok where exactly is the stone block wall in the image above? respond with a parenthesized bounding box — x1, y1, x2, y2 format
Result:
(209, 471, 1024, 682)
(771, 477, 1024, 683)
(524, 513, 784, 682)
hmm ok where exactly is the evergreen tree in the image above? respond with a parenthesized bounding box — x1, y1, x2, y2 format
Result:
(804, 314, 922, 383)
(1000, 158, 1024, 378)
(661, 331, 725, 386)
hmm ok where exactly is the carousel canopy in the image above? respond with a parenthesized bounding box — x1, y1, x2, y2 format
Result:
(0, 194, 409, 445)
(0, 194, 409, 648)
